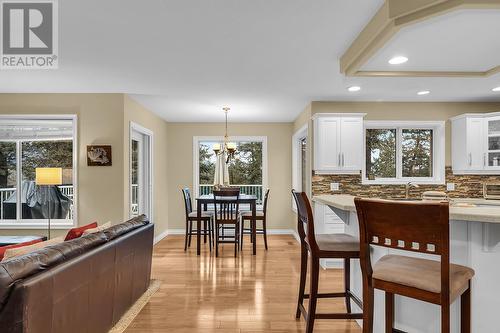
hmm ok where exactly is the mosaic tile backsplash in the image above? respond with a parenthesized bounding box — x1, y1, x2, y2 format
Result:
(312, 167, 500, 199)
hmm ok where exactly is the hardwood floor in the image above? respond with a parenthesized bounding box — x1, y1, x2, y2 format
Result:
(124, 235, 362, 333)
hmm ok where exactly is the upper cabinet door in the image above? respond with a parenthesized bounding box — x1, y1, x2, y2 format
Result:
(485, 116, 500, 170)
(340, 117, 363, 170)
(467, 117, 485, 170)
(314, 117, 340, 171)
(313, 114, 365, 174)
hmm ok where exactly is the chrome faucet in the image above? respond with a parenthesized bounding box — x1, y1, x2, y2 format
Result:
(405, 182, 420, 199)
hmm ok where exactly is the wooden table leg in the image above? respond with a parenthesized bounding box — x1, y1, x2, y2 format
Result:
(252, 201, 257, 255)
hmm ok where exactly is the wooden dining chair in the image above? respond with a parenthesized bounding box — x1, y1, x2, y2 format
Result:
(181, 188, 213, 251)
(241, 188, 270, 250)
(354, 198, 474, 333)
(292, 191, 362, 333)
(213, 189, 241, 257)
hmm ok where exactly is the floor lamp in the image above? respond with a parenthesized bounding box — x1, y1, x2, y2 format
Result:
(35, 168, 62, 240)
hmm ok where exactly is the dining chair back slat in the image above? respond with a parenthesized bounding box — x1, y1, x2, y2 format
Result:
(181, 188, 193, 216)
(213, 189, 241, 257)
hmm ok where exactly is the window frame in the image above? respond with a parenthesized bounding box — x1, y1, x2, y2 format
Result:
(362, 120, 445, 185)
(193, 136, 268, 206)
(0, 114, 78, 229)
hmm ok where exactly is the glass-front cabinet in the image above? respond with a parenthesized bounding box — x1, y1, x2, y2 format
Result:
(451, 112, 500, 174)
(486, 116, 500, 170)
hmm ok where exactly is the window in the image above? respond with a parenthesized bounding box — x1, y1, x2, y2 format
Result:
(0, 116, 77, 227)
(363, 121, 444, 184)
(194, 136, 267, 206)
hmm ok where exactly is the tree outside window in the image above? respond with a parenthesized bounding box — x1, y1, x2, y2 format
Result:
(365, 127, 434, 181)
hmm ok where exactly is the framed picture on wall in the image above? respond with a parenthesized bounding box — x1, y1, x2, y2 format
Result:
(87, 145, 112, 166)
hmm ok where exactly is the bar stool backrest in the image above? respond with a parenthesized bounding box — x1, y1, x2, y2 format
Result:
(213, 189, 240, 224)
(291, 190, 319, 253)
(354, 197, 450, 303)
(181, 188, 193, 217)
(262, 189, 270, 215)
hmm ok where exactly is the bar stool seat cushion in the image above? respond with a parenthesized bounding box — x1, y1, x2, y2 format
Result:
(241, 211, 264, 218)
(188, 211, 213, 219)
(313, 234, 359, 256)
(373, 255, 475, 301)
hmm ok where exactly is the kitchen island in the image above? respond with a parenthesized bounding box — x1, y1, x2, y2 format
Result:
(312, 194, 500, 333)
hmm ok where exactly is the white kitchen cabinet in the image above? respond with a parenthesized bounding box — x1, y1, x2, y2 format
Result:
(313, 113, 365, 174)
(313, 202, 345, 268)
(451, 112, 500, 174)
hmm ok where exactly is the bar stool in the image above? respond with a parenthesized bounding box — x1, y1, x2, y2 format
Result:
(241, 188, 270, 250)
(292, 191, 363, 333)
(354, 198, 474, 333)
(181, 188, 213, 251)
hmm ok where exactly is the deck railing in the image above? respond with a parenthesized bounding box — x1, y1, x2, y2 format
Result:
(199, 184, 263, 205)
(0, 185, 75, 220)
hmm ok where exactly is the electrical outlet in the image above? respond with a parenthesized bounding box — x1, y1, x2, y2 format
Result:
(446, 183, 455, 191)
(330, 183, 340, 191)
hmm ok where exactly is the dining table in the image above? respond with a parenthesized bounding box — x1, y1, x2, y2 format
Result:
(195, 194, 258, 256)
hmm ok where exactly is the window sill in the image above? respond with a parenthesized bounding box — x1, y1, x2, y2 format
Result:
(0, 221, 75, 230)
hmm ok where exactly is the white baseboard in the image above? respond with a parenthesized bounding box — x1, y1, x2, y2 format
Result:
(154, 228, 301, 246)
(320, 259, 343, 269)
(153, 229, 169, 244)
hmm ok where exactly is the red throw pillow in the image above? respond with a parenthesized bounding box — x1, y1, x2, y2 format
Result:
(0, 238, 44, 261)
(64, 222, 98, 241)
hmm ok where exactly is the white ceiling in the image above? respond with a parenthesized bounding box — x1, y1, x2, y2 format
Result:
(1, 0, 500, 122)
(362, 9, 500, 72)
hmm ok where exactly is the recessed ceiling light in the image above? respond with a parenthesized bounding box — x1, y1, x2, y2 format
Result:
(348, 86, 361, 92)
(388, 56, 408, 65)
(493, 86, 500, 92)
(417, 90, 430, 95)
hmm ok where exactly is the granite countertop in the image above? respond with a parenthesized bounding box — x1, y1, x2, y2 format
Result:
(312, 194, 500, 224)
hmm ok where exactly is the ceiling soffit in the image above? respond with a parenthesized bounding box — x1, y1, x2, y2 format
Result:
(340, 0, 500, 77)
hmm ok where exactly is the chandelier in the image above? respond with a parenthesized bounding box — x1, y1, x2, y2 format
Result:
(213, 107, 236, 164)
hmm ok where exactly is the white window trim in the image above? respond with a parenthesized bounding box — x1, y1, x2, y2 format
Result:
(129, 122, 154, 223)
(292, 124, 308, 211)
(0, 114, 78, 229)
(193, 136, 268, 204)
(362, 120, 445, 185)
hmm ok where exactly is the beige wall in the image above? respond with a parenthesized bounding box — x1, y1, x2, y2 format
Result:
(311, 102, 500, 166)
(123, 95, 169, 238)
(0, 94, 125, 237)
(0, 94, 170, 239)
(166, 122, 294, 230)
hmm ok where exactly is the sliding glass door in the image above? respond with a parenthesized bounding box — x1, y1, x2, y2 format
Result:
(130, 124, 153, 220)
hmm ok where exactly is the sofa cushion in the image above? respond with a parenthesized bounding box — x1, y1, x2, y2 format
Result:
(0, 239, 44, 261)
(65, 222, 98, 241)
(104, 215, 149, 241)
(0, 232, 108, 309)
(2, 237, 65, 261)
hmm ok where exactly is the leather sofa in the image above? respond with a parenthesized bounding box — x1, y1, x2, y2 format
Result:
(0, 215, 154, 333)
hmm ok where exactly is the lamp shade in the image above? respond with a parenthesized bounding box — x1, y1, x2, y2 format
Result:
(36, 168, 63, 186)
